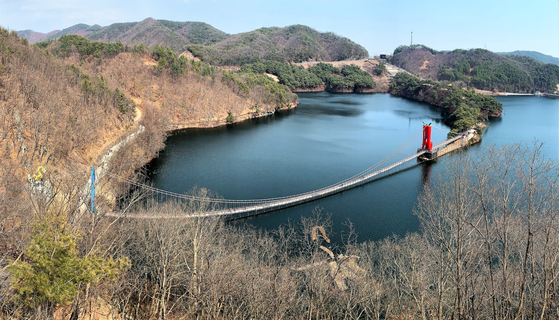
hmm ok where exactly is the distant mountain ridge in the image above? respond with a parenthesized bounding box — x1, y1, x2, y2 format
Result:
(16, 29, 59, 43)
(17, 18, 368, 65)
(85, 18, 228, 51)
(45, 23, 103, 41)
(499, 50, 559, 66)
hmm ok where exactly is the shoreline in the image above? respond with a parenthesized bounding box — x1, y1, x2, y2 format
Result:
(292, 86, 384, 94)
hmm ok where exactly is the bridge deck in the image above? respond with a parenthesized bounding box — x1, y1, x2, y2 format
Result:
(205, 150, 427, 219)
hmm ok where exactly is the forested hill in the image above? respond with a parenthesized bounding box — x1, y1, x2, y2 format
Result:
(187, 25, 368, 65)
(19, 19, 368, 65)
(390, 45, 559, 93)
(241, 61, 376, 92)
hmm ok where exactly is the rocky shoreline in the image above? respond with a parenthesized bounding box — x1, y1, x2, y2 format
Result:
(168, 102, 299, 131)
(292, 85, 326, 93)
(292, 85, 383, 94)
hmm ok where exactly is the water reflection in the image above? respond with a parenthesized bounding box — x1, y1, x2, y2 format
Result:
(393, 109, 445, 121)
(329, 99, 365, 106)
(420, 161, 433, 186)
(299, 105, 363, 117)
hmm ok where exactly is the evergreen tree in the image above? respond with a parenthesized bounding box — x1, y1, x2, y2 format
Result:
(7, 213, 129, 310)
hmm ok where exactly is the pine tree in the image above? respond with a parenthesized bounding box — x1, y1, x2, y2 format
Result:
(7, 212, 129, 309)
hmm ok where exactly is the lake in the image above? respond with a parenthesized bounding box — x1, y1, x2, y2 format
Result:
(146, 93, 558, 243)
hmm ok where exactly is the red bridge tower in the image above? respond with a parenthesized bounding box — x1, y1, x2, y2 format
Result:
(422, 124, 433, 151)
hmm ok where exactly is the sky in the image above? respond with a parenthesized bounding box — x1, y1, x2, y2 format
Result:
(1, 0, 558, 57)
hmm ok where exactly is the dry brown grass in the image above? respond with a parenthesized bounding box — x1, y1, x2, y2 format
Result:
(52, 298, 123, 320)
(0, 31, 135, 189)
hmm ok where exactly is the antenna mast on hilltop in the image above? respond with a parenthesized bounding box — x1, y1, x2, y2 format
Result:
(411, 32, 413, 46)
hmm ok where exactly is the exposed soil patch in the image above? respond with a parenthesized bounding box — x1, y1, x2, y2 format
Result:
(143, 59, 156, 66)
(264, 73, 279, 83)
(390, 48, 447, 79)
(179, 50, 200, 61)
(370, 75, 390, 93)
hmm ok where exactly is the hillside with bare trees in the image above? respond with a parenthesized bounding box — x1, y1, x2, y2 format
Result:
(0, 28, 142, 248)
(0, 29, 296, 250)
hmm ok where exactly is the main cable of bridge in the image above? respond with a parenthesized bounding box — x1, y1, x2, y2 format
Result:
(104, 128, 425, 205)
(430, 124, 448, 132)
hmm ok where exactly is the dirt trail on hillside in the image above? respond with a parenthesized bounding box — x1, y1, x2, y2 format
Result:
(78, 108, 145, 215)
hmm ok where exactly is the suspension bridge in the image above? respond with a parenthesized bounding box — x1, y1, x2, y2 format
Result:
(104, 125, 469, 219)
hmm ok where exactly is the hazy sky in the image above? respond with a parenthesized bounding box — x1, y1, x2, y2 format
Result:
(1, 0, 558, 57)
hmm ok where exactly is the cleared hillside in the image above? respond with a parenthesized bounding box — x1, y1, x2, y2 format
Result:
(390, 45, 559, 93)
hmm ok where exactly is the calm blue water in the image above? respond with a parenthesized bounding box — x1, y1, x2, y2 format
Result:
(147, 93, 558, 243)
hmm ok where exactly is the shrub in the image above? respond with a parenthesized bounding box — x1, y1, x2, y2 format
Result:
(226, 111, 235, 123)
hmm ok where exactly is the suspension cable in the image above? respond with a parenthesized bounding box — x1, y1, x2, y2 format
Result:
(105, 128, 425, 205)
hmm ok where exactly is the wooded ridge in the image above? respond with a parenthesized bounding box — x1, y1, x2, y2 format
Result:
(390, 45, 559, 93)
(19, 18, 369, 65)
(388, 72, 502, 133)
